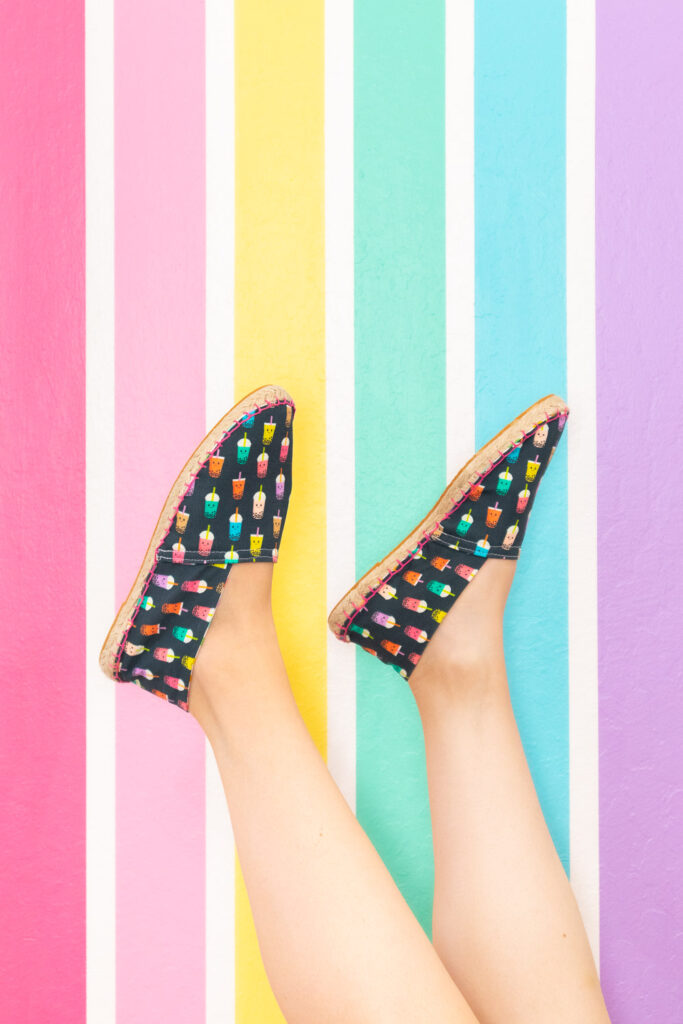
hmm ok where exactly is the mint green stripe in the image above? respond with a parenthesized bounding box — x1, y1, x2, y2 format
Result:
(475, 2, 569, 868)
(354, 0, 445, 933)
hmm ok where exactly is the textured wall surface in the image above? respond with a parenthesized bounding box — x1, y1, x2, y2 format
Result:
(1, 1, 681, 1022)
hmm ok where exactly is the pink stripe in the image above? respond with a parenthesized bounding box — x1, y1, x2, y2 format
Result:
(597, 2, 683, 1019)
(0, 2, 85, 1019)
(115, 1, 206, 1020)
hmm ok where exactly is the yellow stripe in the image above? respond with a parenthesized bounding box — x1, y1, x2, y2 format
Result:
(234, 2, 325, 1019)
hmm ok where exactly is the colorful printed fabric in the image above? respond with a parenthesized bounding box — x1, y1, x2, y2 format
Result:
(114, 398, 294, 709)
(340, 410, 567, 678)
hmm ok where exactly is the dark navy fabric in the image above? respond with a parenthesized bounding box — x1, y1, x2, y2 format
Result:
(115, 398, 294, 709)
(342, 410, 567, 678)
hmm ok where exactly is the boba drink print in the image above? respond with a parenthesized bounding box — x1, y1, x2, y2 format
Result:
(329, 397, 568, 679)
(101, 387, 295, 710)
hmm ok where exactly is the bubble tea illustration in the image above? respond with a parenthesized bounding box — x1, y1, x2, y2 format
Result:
(164, 676, 186, 691)
(371, 611, 397, 628)
(381, 639, 402, 656)
(503, 520, 519, 550)
(125, 641, 148, 657)
(430, 556, 450, 571)
(474, 535, 491, 558)
(181, 578, 212, 593)
(250, 528, 264, 558)
(232, 472, 245, 500)
(497, 467, 513, 496)
(162, 600, 185, 615)
(153, 646, 179, 663)
(426, 580, 453, 598)
(286, 404, 293, 428)
(176, 505, 190, 534)
(209, 450, 224, 478)
(204, 487, 220, 519)
(172, 540, 186, 564)
(456, 508, 474, 536)
(507, 444, 521, 464)
(253, 485, 266, 520)
(468, 481, 484, 501)
(263, 416, 276, 445)
(533, 423, 548, 448)
(280, 433, 290, 463)
(229, 508, 243, 542)
(402, 597, 429, 613)
(276, 471, 285, 500)
(132, 667, 156, 680)
(237, 431, 251, 465)
(526, 456, 541, 482)
(140, 622, 164, 636)
(257, 449, 269, 479)
(172, 625, 195, 644)
(192, 605, 215, 622)
(455, 564, 478, 582)
(517, 485, 531, 513)
(137, 595, 155, 611)
(199, 526, 214, 555)
(486, 502, 502, 528)
(272, 509, 282, 540)
(379, 584, 397, 600)
(226, 545, 239, 564)
(404, 625, 428, 644)
(152, 573, 176, 590)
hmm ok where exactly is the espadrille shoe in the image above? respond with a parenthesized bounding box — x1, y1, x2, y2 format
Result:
(99, 384, 295, 710)
(328, 394, 568, 679)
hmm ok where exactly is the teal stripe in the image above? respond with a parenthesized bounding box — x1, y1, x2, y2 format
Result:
(354, 0, 445, 933)
(475, 2, 569, 868)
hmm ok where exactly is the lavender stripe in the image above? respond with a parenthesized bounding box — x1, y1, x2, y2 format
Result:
(597, 2, 683, 1018)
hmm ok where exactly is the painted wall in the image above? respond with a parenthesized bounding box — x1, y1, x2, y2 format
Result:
(1, 1, 681, 1021)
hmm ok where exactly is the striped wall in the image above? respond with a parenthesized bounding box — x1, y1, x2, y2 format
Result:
(2, 2, 681, 1022)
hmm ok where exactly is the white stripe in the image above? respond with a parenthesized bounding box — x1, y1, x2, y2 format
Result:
(325, 0, 356, 811)
(566, 0, 600, 966)
(206, 0, 235, 420)
(445, 0, 476, 473)
(85, 0, 116, 1019)
(205, 2, 236, 1020)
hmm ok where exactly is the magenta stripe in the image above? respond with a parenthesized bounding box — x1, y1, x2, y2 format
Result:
(114, 1, 206, 1020)
(0, 2, 85, 1019)
(597, 2, 683, 1018)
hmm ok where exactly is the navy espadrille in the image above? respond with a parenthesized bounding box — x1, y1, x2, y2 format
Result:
(100, 384, 294, 710)
(328, 395, 568, 679)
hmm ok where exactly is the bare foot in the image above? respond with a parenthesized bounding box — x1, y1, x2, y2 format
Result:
(188, 562, 287, 730)
(408, 558, 517, 706)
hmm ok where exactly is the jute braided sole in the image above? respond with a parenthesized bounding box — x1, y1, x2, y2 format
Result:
(99, 383, 295, 681)
(328, 393, 569, 641)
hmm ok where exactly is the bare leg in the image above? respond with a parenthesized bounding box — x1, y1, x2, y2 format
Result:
(409, 558, 611, 1024)
(189, 563, 478, 1024)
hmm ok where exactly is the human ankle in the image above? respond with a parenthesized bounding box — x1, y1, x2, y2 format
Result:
(187, 563, 284, 723)
(409, 637, 507, 708)
(408, 559, 513, 693)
